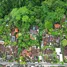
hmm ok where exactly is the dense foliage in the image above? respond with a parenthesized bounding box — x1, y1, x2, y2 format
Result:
(0, 0, 67, 54)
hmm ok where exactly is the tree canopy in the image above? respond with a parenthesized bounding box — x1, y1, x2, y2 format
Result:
(0, 0, 67, 53)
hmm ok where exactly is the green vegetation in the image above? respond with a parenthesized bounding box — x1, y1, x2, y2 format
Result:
(0, 0, 67, 63)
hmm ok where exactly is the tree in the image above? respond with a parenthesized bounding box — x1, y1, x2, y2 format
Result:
(62, 39, 67, 47)
(41, 0, 65, 23)
(44, 21, 53, 30)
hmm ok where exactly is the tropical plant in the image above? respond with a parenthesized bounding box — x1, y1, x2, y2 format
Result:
(61, 39, 67, 47)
